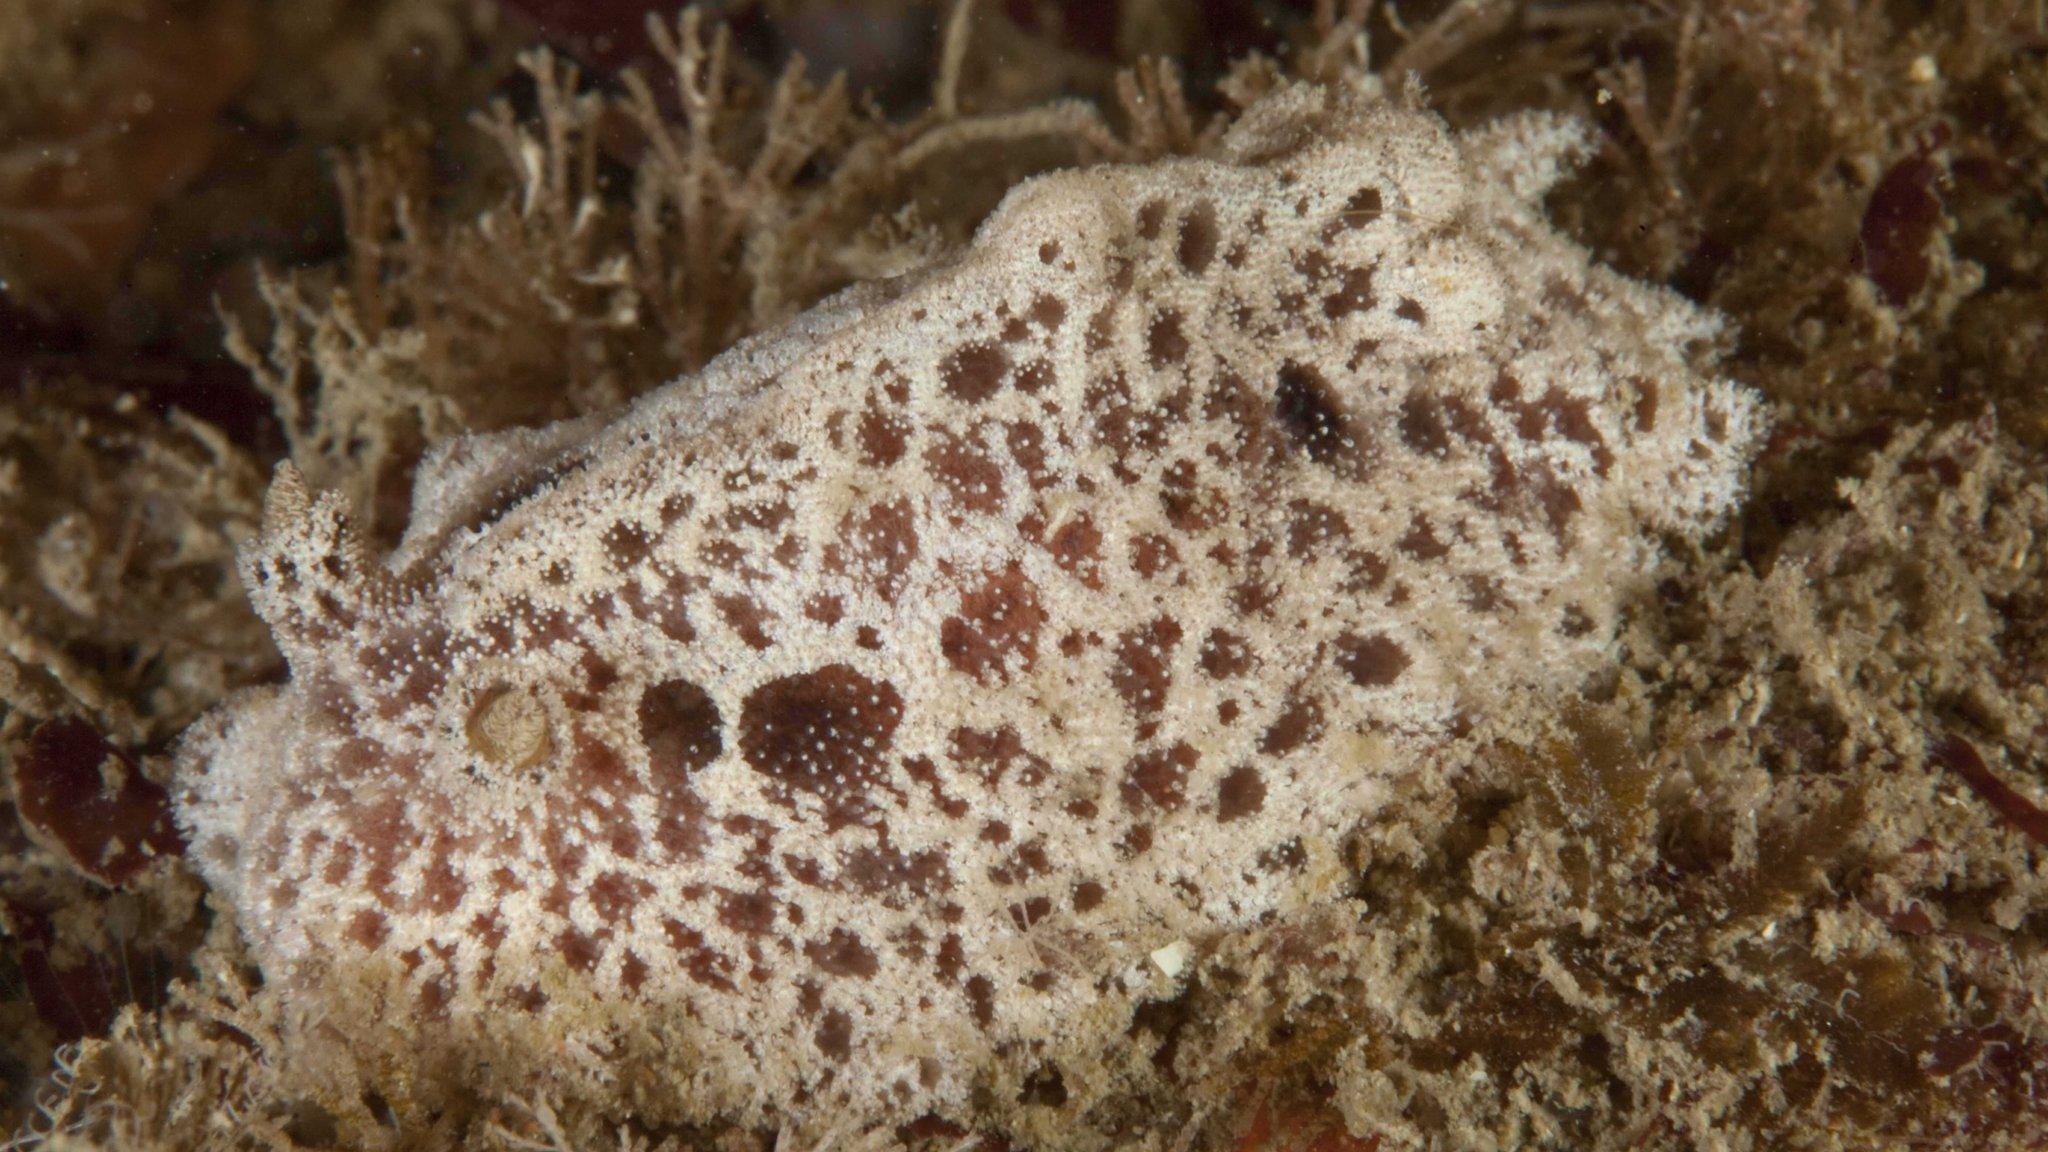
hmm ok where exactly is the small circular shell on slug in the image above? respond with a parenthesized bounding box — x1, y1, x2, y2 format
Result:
(465, 683, 553, 770)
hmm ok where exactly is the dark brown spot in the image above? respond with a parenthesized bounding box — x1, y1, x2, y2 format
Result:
(1074, 880, 1106, 912)
(1293, 247, 1333, 286)
(1399, 391, 1451, 456)
(739, 666, 904, 824)
(1259, 693, 1323, 755)
(1336, 633, 1410, 687)
(717, 889, 777, 936)
(941, 342, 1009, 403)
(1275, 361, 1367, 478)
(816, 1009, 854, 1060)
(1137, 199, 1168, 240)
(716, 595, 776, 650)
(1085, 305, 1117, 352)
(1340, 186, 1383, 226)
(472, 911, 508, 949)
(557, 928, 602, 972)
(638, 679, 723, 773)
(949, 726, 1050, 789)
(992, 844, 1052, 887)
(1199, 629, 1254, 678)
(936, 934, 967, 982)
(1528, 464, 1584, 538)
(1159, 458, 1224, 532)
(622, 579, 697, 645)
(1634, 379, 1660, 432)
(1217, 766, 1266, 821)
(586, 871, 650, 924)
(925, 432, 1005, 516)
(1259, 838, 1305, 873)
(1119, 824, 1154, 859)
(1111, 618, 1183, 717)
(1505, 386, 1615, 474)
(805, 928, 880, 979)
(1122, 741, 1198, 812)
(841, 843, 954, 902)
(504, 984, 547, 1012)
(581, 654, 620, 696)
(1441, 395, 1494, 444)
(320, 841, 357, 886)
(602, 522, 656, 568)
(1014, 359, 1055, 395)
(347, 909, 388, 949)
(1090, 372, 1176, 467)
(1039, 239, 1061, 264)
(1285, 500, 1348, 558)
(663, 920, 738, 990)
(858, 407, 911, 467)
(1177, 202, 1218, 274)
(1462, 573, 1507, 613)
(827, 498, 920, 602)
(619, 951, 649, 991)
(1131, 533, 1179, 579)
(354, 796, 410, 903)
(965, 975, 996, 1027)
(419, 851, 465, 914)
(1395, 297, 1426, 323)
(1321, 265, 1377, 319)
(1028, 294, 1066, 331)
(1546, 390, 1602, 446)
(1006, 421, 1051, 486)
(940, 563, 1046, 683)
(1147, 310, 1189, 368)
(1397, 513, 1451, 560)
(1021, 1066, 1068, 1107)
(1204, 371, 1271, 460)
(653, 766, 711, 859)
(1041, 512, 1104, 588)
(724, 500, 791, 534)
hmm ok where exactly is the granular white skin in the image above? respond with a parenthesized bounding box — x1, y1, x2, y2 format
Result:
(174, 84, 1758, 1134)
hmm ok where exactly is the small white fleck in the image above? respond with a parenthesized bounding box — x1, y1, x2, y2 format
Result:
(1149, 940, 1192, 978)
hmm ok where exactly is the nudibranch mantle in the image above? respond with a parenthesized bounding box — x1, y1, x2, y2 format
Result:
(176, 84, 1758, 1131)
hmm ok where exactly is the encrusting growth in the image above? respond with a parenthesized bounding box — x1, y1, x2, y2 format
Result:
(173, 83, 1759, 1135)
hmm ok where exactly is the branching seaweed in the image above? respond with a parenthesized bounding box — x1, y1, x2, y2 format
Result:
(7, 4, 2048, 1151)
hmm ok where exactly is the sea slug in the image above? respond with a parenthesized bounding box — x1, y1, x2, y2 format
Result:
(174, 84, 1759, 1135)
